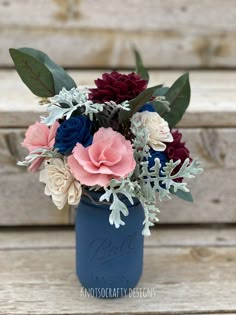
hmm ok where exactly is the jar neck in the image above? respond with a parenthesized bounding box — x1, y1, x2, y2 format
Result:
(81, 188, 140, 208)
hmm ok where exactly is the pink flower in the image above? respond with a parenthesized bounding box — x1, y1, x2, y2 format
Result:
(22, 121, 59, 152)
(68, 128, 136, 187)
(22, 121, 59, 172)
(28, 157, 45, 173)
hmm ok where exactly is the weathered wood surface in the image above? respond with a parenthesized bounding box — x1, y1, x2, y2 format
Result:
(0, 227, 236, 314)
(0, 129, 69, 225)
(1, 227, 236, 249)
(1, 126, 236, 225)
(1, 0, 236, 68)
(1, 70, 236, 128)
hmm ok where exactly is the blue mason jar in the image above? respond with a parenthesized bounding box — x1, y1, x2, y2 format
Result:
(75, 190, 144, 298)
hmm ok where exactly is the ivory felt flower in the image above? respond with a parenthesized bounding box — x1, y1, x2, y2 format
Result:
(22, 121, 59, 172)
(132, 111, 173, 151)
(68, 127, 136, 187)
(39, 158, 82, 210)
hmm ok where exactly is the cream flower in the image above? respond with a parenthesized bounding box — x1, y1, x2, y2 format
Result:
(132, 111, 173, 151)
(39, 158, 82, 210)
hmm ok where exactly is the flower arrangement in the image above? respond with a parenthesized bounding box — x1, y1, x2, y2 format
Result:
(10, 47, 203, 236)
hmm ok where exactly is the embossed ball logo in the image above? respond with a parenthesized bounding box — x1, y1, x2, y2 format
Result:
(88, 232, 139, 264)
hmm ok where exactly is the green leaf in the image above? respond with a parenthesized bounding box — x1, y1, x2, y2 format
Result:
(133, 47, 149, 81)
(163, 73, 191, 127)
(151, 100, 170, 116)
(9, 48, 55, 97)
(18, 47, 76, 94)
(153, 86, 169, 97)
(119, 84, 162, 124)
(170, 187, 193, 202)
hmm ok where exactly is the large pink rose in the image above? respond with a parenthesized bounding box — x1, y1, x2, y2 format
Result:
(22, 121, 59, 172)
(68, 128, 136, 187)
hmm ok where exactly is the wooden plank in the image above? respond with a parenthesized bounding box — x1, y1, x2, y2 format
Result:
(1, 227, 236, 249)
(1, 0, 236, 31)
(1, 70, 236, 128)
(0, 229, 236, 314)
(1, 0, 236, 68)
(0, 128, 70, 225)
(1, 127, 236, 225)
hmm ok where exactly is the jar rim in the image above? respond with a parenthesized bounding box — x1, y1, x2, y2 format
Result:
(80, 188, 140, 208)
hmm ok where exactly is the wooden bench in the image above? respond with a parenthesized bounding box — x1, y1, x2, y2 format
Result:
(1, 226, 236, 314)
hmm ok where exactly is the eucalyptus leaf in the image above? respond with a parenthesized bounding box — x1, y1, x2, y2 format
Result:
(119, 84, 162, 124)
(163, 73, 191, 127)
(170, 187, 193, 202)
(18, 47, 76, 94)
(151, 99, 170, 116)
(9, 48, 55, 97)
(153, 86, 169, 97)
(133, 47, 149, 81)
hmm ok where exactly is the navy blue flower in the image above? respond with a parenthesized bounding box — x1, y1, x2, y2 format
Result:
(148, 149, 168, 174)
(139, 103, 155, 113)
(54, 116, 93, 154)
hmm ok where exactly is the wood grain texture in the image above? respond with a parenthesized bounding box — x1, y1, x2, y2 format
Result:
(0, 228, 236, 314)
(1, 226, 236, 249)
(1, 70, 236, 128)
(0, 128, 70, 225)
(1, 0, 236, 68)
(1, 126, 236, 225)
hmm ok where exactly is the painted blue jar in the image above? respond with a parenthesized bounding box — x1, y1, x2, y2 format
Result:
(75, 190, 144, 298)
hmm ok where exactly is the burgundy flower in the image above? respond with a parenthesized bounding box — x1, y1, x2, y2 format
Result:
(89, 71, 147, 104)
(165, 130, 191, 182)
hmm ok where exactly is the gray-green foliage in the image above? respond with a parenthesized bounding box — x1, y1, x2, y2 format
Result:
(97, 100, 130, 127)
(100, 117, 203, 236)
(99, 178, 139, 228)
(41, 87, 104, 125)
(17, 148, 61, 167)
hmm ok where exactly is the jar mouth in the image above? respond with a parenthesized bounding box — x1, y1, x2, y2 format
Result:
(81, 188, 140, 208)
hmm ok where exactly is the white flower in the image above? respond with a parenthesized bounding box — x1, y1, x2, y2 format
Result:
(132, 111, 173, 151)
(39, 158, 82, 210)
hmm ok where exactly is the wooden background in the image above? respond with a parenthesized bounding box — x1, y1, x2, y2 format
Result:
(0, 0, 236, 225)
(1, 0, 236, 69)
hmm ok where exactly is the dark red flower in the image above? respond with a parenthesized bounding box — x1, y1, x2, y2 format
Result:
(165, 130, 191, 182)
(89, 71, 148, 104)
